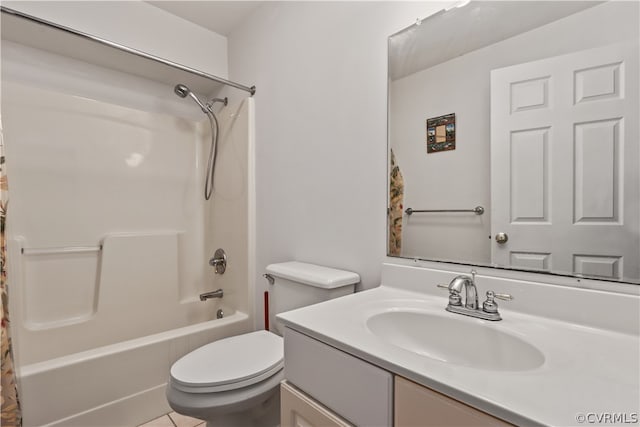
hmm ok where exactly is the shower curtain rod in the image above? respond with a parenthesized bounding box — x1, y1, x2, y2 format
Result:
(0, 6, 256, 96)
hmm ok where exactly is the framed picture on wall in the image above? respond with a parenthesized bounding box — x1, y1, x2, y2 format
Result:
(426, 113, 456, 153)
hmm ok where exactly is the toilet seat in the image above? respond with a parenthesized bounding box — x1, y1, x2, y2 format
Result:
(170, 331, 283, 394)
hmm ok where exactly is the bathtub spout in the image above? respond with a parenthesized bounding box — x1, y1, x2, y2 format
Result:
(200, 289, 224, 301)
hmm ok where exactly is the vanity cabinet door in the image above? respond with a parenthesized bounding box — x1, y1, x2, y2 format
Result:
(284, 327, 393, 426)
(394, 376, 513, 427)
(281, 381, 353, 427)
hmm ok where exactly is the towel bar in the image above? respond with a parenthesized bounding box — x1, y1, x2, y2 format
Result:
(405, 206, 484, 215)
(21, 245, 102, 255)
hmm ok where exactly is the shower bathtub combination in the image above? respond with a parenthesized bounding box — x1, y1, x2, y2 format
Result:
(1, 8, 256, 426)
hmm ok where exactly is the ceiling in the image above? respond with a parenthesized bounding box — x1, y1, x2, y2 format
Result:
(389, 1, 601, 80)
(146, 1, 263, 36)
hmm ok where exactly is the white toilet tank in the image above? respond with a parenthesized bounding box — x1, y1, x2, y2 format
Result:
(266, 262, 359, 334)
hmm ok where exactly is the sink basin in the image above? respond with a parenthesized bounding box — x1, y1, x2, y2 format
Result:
(367, 311, 545, 371)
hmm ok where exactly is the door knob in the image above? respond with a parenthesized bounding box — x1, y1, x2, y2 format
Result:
(495, 232, 509, 244)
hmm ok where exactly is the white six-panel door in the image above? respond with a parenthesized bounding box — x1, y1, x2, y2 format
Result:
(491, 42, 639, 281)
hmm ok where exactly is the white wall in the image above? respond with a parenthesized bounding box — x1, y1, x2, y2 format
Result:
(227, 1, 454, 329)
(391, 62, 492, 263)
(1, 1, 228, 78)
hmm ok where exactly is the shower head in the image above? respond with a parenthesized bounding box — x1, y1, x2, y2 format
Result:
(173, 83, 208, 114)
(173, 85, 225, 201)
(174, 84, 190, 98)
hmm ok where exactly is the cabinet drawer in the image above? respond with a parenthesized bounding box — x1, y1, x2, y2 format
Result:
(395, 376, 512, 427)
(281, 381, 353, 427)
(284, 327, 393, 426)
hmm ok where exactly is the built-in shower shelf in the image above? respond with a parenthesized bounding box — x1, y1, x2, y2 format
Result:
(0, 6, 255, 97)
(12, 232, 185, 332)
(14, 238, 102, 330)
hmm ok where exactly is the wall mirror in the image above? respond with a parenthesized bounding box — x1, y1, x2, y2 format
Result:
(387, 1, 640, 284)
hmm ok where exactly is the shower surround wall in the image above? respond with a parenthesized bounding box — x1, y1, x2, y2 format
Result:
(1, 37, 254, 426)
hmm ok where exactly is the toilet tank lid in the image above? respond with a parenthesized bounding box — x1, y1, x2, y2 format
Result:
(266, 261, 360, 289)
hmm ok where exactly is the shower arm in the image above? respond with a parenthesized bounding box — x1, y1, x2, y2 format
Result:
(208, 98, 228, 108)
(206, 97, 228, 113)
(174, 84, 227, 114)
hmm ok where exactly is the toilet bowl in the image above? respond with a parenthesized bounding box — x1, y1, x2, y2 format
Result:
(167, 331, 283, 427)
(166, 262, 360, 427)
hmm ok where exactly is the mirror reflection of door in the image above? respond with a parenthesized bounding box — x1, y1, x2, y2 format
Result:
(388, 1, 640, 283)
(490, 42, 639, 280)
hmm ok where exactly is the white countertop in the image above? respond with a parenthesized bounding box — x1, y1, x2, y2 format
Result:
(277, 283, 640, 426)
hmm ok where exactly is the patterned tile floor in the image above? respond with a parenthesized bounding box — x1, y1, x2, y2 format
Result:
(138, 412, 204, 427)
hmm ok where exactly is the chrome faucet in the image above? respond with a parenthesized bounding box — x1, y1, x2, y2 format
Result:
(437, 270, 513, 321)
(200, 289, 223, 301)
(448, 271, 479, 309)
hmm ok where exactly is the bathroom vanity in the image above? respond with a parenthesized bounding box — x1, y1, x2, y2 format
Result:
(277, 263, 640, 427)
(280, 327, 510, 427)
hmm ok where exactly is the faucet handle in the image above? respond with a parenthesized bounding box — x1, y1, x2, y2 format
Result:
(436, 283, 461, 306)
(494, 292, 513, 301)
(482, 290, 513, 314)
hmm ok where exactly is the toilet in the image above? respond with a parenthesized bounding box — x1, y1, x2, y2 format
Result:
(166, 261, 360, 427)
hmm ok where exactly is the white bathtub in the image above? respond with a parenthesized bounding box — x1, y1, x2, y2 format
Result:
(17, 311, 251, 426)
